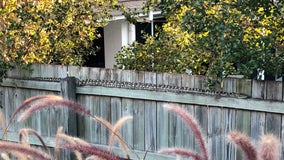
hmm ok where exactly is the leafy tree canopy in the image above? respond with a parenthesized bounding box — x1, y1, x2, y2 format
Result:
(0, 0, 122, 78)
(115, 0, 284, 79)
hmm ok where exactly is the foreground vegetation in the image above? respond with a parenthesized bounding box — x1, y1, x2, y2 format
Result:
(0, 95, 281, 160)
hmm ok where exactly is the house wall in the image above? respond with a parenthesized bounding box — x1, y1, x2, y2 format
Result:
(104, 20, 135, 68)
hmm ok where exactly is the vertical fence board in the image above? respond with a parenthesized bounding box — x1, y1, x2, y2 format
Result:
(222, 108, 236, 160)
(145, 101, 157, 151)
(120, 70, 137, 148)
(144, 71, 157, 151)
(236, 110, 251, 160)
(168, 103, 182, 148)
(90, 96, 101, 144)
(110, 69, 123, 147)
(133, 71, 145, 150)
(250, 112, 265, 142)
(56, 65, 68, 78)
(156, 72, 169, 150)
(110, 97, 122, 147)
(181, 74, 195, 89)
(100, 97, 111, 145)
(208, 107, 222, 160)
(77, 95, 85, 138)
(236, 79, 252, 97)
(133, 100, 145, 150)
(121, 98, 134, 148)
(194, 75, 206, 89)
(68, 66, 89, 80)
(110, 69, 122, 82)
(79, 95, 91, 141)
(168, 74, 182, 148)
(182, 105, 196, 150)
(88, 68, 101, 80)
(194, 105, 208, 152)
(157, 102, 169, 150)
(223, 78, 237, 93)
(252, 80, 265, 99)
(265, 113, 281, 136)
(61, 77, 77, 137)
(144, 71, 157, 89)
(281, 115, 284, 160)
(30, 90, 42, 135)
(100, 68, 111, 81)
(265, 81, 282, 101)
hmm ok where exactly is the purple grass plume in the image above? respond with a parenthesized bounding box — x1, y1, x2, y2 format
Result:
(227, 131, 258, 160)
(19, 128, 48, 150)
(259, 134, 281, 160)
(11, 95, 62, 121)
(60, 142, 130, 160)
(0, 141, 52, 160)
(159, 148, 203, 160)
(17, 98, 91, 121)
(163, 104, 209, 160)
(108, 116, 133, 152)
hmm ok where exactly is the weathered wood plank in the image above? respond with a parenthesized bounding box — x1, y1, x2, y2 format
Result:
(156, 102, 169, 150)
(89, 68, 101, 80)
(109, 69, 123, 147)
(168, 103, 182, 148)
(100, 68, 111, 81)
(77, 86, 284, 114)
(77, 95, 91, 141)
(193, 75, 206, 89)
(236, 110, 251, 160)
(181, 74, 195, 89)
(252, 80, 265, 99)
(168, 74, 182, 148)
(121, 98, 134, 149)
(281, 115, 284, 160)
(133, 99, 145, 150)
(145, 101, 157, 151)
(110, 69, 123, 82)
(1, 78, 60, 91)
(250, 112, 265, 142)
(68, 65, 90, 80)
(90, 96, 101, 144)
(222, 108, 236, 160)
(60, 77, 77, 136)
(144, 71, 157, 152)
(156, 72, 169, 150)
(194, 105, 208, 153)
(265, 113, 281, 136)
(264, 113, 282, 160)
(182, 104, 196, 150)
(100, 96, 111, 145)
(208, 106, 222, 160)
(236, 79, 252, 97)
(223, 78, 237, 93)
(110, 97, 122, 147)
(265, 81, 282, 101)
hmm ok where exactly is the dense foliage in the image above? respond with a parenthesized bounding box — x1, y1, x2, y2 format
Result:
(0, 0, 121, 78)
(115, 0, 284, 79)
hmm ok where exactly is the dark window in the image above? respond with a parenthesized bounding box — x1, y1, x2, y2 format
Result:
(135, 18, 166, 44)
(83, 27, 105, 67)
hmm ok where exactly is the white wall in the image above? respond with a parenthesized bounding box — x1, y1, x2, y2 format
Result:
(104, 20, 135, 68)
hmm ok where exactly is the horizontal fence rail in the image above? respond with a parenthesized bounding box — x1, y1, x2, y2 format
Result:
(1, 64, 284, 160)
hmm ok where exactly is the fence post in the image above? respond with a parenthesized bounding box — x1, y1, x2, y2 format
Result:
(60, 77, 77, 160)
(60, 76, 77, 136)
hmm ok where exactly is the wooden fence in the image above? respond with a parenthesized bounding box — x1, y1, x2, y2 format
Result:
(0, 64, 284, 160)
